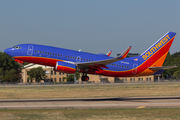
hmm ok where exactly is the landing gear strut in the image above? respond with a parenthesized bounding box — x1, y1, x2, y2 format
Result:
(81, 73, 89, 81)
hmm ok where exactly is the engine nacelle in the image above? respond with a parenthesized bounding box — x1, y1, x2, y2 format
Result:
(54, 61, 76, 74)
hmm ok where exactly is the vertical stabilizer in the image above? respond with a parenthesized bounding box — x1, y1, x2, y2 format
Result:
(140, 31, 176, 67)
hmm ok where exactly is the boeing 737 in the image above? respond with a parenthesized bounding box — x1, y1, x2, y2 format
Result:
(4, 31, 176, 81)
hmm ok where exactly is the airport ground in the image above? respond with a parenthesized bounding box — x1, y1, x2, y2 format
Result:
(0, 82, 180, 99)
(0, 108, 180, 120)
(0, 82, 180, 119)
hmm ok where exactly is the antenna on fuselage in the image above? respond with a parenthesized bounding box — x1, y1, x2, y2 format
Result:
(79, 49, 81, 52)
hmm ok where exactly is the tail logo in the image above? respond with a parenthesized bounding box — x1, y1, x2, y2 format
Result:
(142, 34, 170, 60)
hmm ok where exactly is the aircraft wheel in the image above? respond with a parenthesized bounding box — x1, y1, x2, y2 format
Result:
(81, 76, 89, 81)
(84, 76, 89, 81)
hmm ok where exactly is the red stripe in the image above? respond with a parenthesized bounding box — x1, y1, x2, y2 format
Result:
(14, 56, 63, 67)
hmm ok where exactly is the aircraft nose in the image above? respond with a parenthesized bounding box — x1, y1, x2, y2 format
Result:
(4, 48, 13, 57)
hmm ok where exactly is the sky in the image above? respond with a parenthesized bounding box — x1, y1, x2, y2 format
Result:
(0, 0, 180, 57)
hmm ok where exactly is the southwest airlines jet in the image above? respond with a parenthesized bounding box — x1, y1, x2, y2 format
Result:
(4, 32, 176, 81)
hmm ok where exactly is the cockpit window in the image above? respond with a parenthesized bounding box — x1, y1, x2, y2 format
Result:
(13, 46, 21, 49)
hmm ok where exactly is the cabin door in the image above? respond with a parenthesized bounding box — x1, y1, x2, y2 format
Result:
(27, 45, 33, 55)
(132, 64, 138, 74)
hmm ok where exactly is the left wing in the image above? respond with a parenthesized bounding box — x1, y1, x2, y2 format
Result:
(77, 46, 132, 69)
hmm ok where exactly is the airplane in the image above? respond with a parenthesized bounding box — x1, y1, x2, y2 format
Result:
(4, 31, 176, 81)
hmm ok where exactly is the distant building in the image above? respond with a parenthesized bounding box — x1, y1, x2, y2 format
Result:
(22, 64, 67, 83)
(21, 63, 156, 84)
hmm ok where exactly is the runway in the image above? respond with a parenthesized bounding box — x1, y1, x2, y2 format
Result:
(0, 96, 180, 109)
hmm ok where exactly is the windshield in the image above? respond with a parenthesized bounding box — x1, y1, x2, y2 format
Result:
(13, 46, 21, 49)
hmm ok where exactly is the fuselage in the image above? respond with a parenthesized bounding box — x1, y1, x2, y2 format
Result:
(4, 44, 156, 77)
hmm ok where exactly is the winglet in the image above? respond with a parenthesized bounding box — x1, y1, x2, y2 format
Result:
(117, 46, 132, 59)
(106, 50, 112, 56)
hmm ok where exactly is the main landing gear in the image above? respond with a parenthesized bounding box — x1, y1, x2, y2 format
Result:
(81, 73, 89, 81)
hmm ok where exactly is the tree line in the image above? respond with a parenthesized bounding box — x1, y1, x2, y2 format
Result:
(163, 52, 180, 79)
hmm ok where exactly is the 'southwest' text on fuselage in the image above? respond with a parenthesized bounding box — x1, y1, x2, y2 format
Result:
(142, 34, 170, 60)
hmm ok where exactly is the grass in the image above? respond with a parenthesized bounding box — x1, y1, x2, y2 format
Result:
(0, 82, 180, 99)
(0, 83, 180, 120)
(0, 108, 180, 120)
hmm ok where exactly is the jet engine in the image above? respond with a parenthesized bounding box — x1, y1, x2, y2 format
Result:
(54, 61, 76, 73)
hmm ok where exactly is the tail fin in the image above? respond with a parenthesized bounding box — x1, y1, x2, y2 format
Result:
(140, 31, 176, 67)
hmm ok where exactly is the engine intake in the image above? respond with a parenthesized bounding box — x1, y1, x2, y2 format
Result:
(54, 61, 76, 73)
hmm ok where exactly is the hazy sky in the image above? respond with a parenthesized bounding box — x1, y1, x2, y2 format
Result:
(0, 0, 179, 57)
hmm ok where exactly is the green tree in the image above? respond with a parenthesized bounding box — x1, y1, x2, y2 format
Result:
(173, 70, 180, 79)
(0, 52, 20, 70)
(0, 52, 20, 82)
(163, 52, 180, 78)
(28, 67, 47, 83)
(66, 72, 80, 81)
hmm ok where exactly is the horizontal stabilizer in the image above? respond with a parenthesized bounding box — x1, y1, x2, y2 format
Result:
(149, 66, 177, 70)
